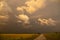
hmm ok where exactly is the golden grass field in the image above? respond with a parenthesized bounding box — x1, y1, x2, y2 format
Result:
(0, 33, 60, 40)
(0, 34, 40, 40)
(0, 34, 39, 38)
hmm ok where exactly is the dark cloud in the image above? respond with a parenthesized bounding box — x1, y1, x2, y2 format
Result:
(0, 0, 60, 33)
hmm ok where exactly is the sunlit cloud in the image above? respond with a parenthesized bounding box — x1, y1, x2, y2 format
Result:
(17, 6, 27, 14)
(17, 0, 46, 14)
(17, 14, 29, 24)
(0, 1, 11, 25)
(0, 15, 8, 19)
(0, 15, 8, 21)
(38, 18, 56, 26)
(25, 0, 46, 14)
(0, 1, 12, 13)
(0, 1, 4, 11)
(17, 7, 24, 12)
(48, 18, 56, 25)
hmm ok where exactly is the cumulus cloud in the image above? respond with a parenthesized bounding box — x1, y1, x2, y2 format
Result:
(0, 1, 4, 11)
(17, 6, 24, 12)
(25, 0, 46, 13)
(0, 1, 12, 13)
(0, 15, 8, 21)
(0, 15, 9, 25)
(17, 14, 29, 24)
(0, 1, 13, 25)
(0, 1, 11, 22)
(17, 0, 46, 14)
(38, 18, 56, 26)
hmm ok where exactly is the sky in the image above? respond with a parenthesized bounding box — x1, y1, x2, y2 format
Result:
(0, 0, 60, 33)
